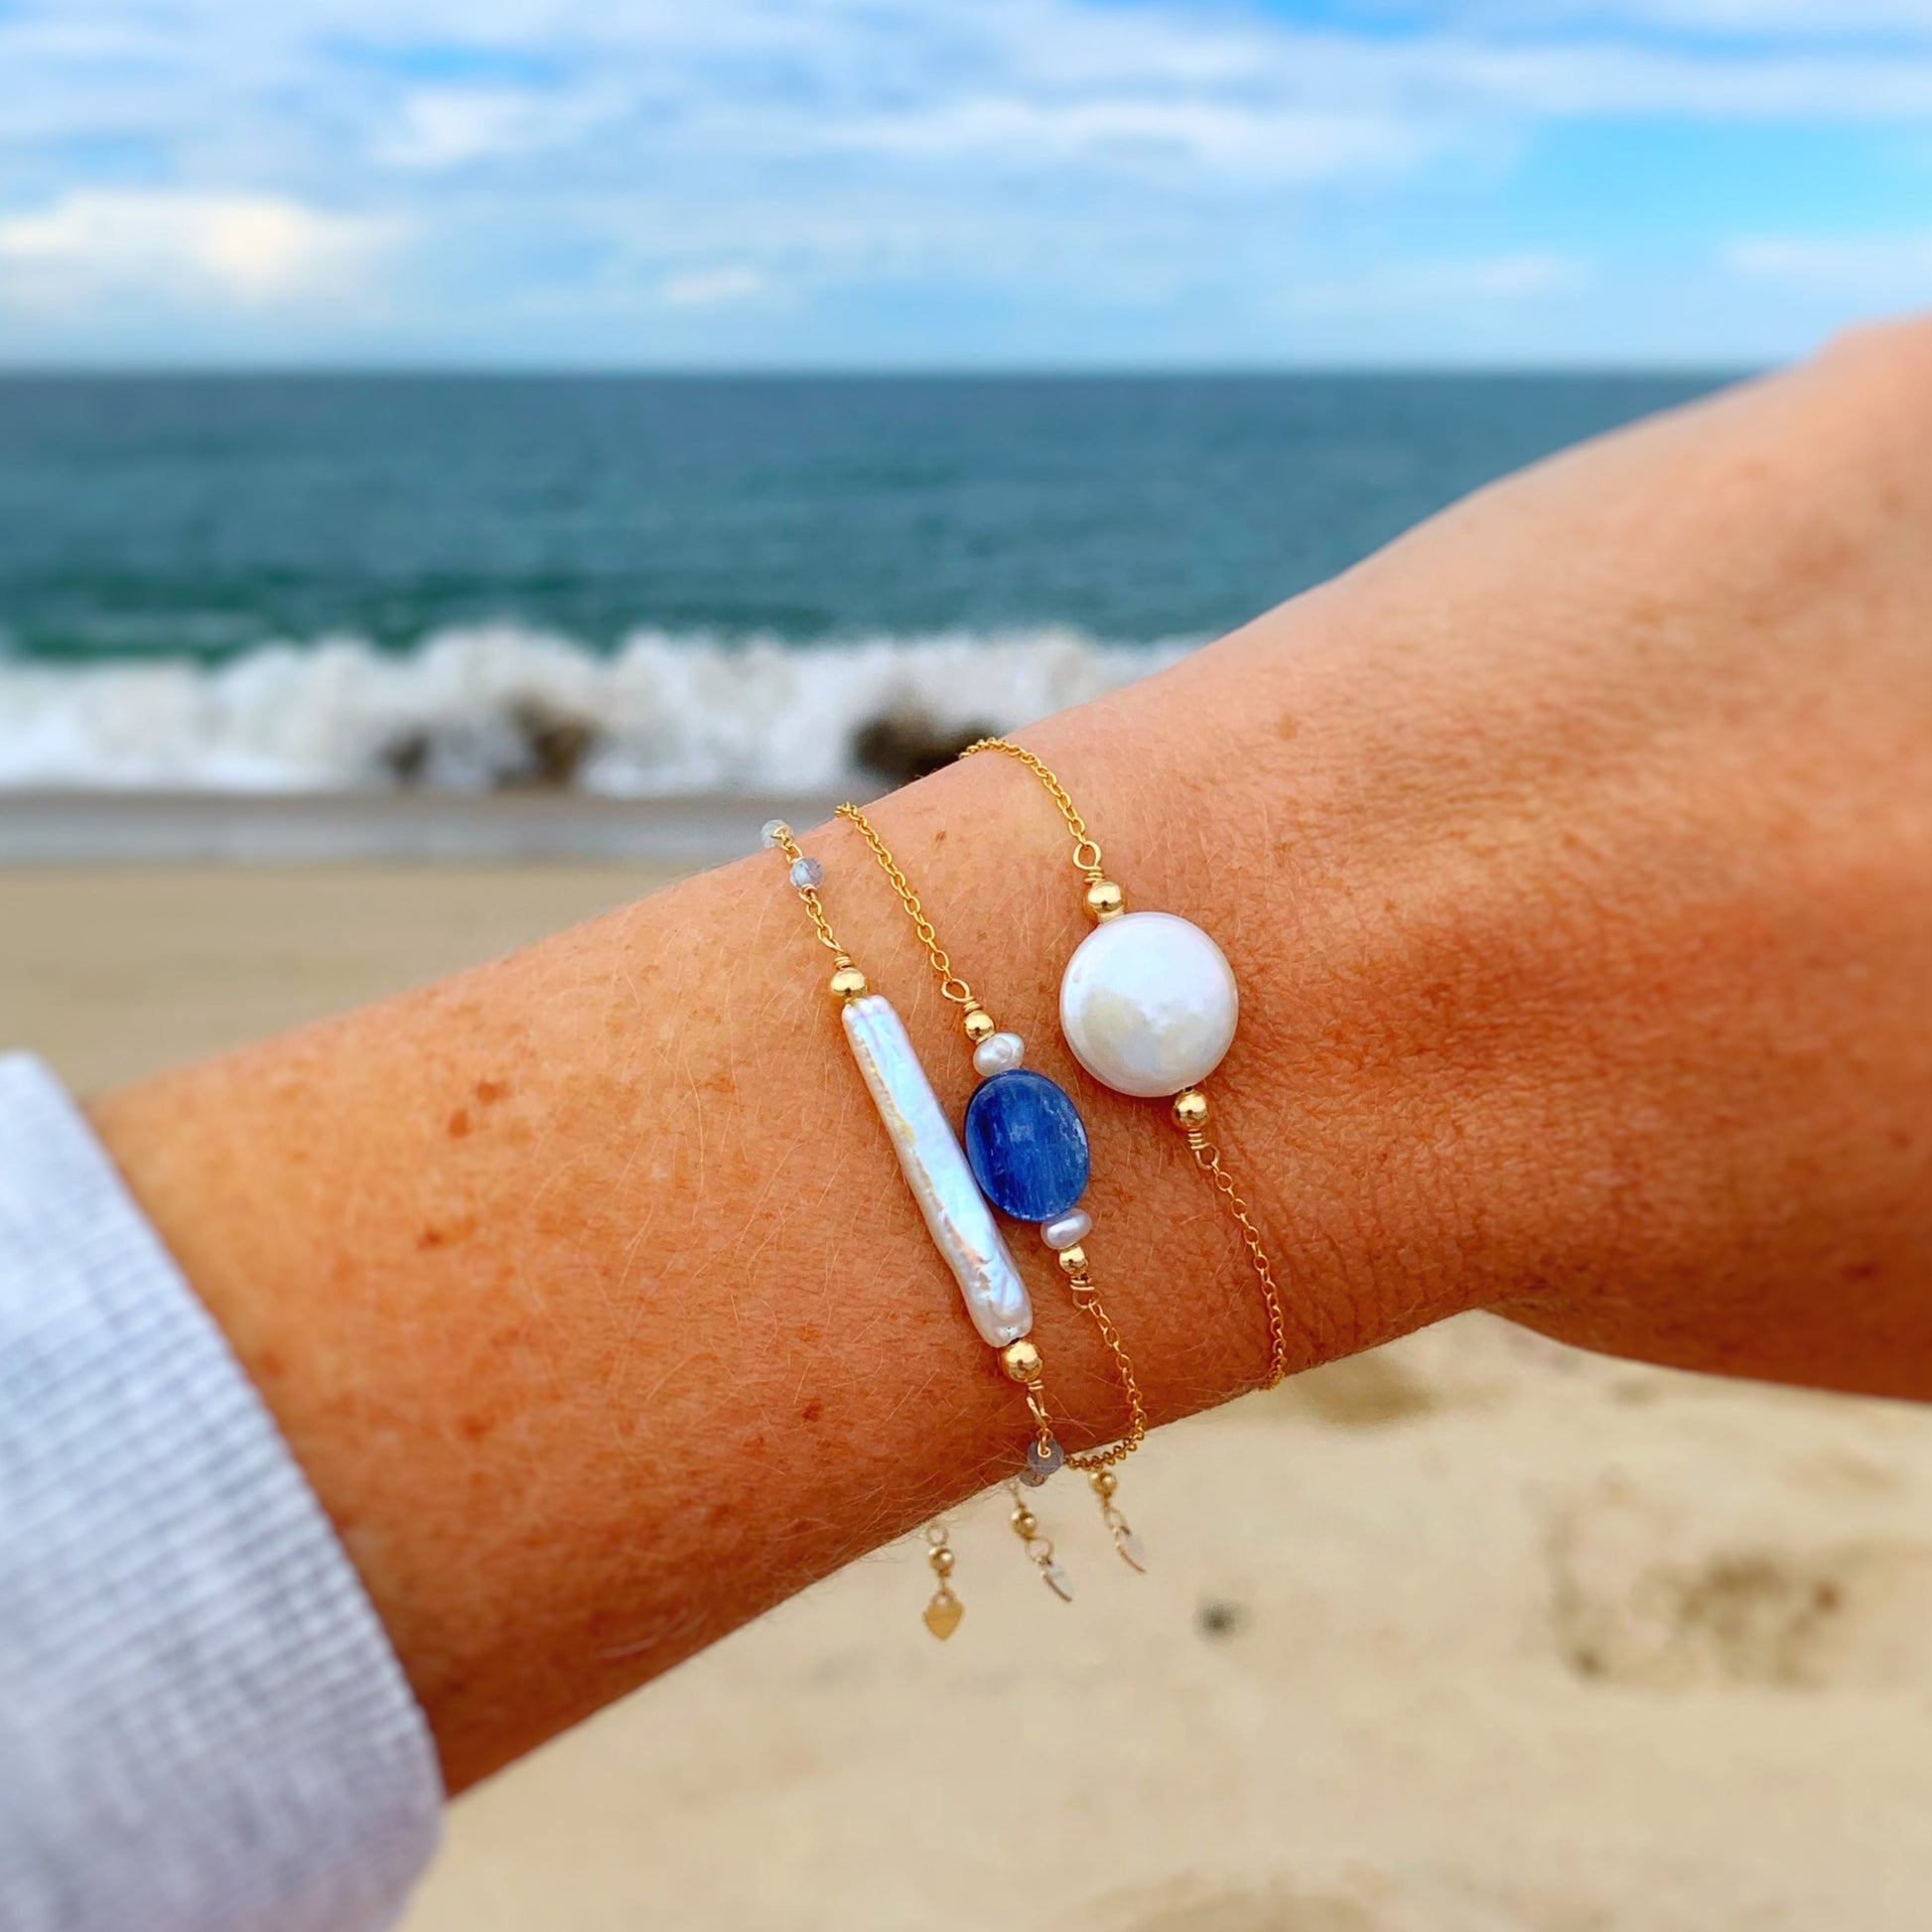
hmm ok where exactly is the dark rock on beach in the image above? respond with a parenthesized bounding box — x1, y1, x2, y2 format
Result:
(851, 707, 1003, 787)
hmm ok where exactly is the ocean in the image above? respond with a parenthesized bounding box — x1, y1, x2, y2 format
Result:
(0, 373, 1726, 794)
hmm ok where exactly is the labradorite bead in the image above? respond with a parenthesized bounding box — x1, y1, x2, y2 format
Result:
(963, 1068, 1090, 1223)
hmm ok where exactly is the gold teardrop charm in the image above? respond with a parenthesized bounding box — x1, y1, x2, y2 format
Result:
(923, 1589, 963, 1640)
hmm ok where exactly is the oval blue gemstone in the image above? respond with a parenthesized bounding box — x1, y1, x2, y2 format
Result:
(963, 1068, 1090, 1223)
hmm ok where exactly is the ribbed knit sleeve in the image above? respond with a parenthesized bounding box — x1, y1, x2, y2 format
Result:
(0, 1053, 442, 1932)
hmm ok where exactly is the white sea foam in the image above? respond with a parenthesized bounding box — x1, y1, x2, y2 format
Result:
(0, 625, 1197, 793)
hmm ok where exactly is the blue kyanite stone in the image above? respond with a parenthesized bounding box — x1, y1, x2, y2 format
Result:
(963, 1068, 1090, 1223)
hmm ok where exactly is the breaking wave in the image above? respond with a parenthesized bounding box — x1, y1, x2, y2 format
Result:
(0, 625, 1197, 793)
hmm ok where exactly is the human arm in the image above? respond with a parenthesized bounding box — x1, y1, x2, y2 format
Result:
(87, 322, 1932, 1795)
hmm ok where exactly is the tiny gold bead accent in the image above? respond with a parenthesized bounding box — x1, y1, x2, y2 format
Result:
(1085, 878, 1126, 921)
(1055, 1244, 1088, 1276)
(1172, 1088, 1210, 1129)
(962, 1008, 997, 1043)
(828, 965, 869, 1002)
(1091, 1469, 1118, 1499)
(1000, 1338, 1043, 1385)
(1011, 1507, 1038, 1539)
(929, 1546, 956, 1577)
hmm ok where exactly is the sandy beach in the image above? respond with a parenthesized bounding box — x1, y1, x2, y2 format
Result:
(12, 858, 1932, 1931)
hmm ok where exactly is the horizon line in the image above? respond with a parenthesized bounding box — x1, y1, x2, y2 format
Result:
(0, 358, 1757, 382)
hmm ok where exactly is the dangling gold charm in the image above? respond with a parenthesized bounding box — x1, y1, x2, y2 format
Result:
(1009, 1482, 1075, 1601)
(922, 1522, 963, 1639)
(1090, 1466, 1147, 1572)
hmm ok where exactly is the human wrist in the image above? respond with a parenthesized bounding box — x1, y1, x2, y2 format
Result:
(81, 781, 1325, 1787)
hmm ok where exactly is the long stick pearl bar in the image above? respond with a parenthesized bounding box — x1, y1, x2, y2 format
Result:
(840, 993, 1035, 1349)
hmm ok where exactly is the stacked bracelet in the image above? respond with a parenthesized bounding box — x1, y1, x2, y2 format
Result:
(834, 801, 1149, 1577)
(764, 735, 1294, 1640)
(760, 818, 1073, 1636)
(960, 739, 1295, 1387)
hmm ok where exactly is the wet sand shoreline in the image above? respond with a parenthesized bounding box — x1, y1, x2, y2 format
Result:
(0, 791, 846, 866)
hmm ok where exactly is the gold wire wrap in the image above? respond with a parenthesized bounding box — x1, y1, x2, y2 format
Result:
(833, 800, 1149, 1465)
(957, 739, 1295, 1389)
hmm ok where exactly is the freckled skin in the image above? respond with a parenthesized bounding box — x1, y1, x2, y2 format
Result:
(90, 322, 1932, 1792)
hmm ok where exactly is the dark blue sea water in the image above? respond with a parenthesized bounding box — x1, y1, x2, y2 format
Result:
(0, 373, 1727, 790)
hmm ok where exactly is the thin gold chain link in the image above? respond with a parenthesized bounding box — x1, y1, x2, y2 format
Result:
(962, 738, 1106, 877)
(958, 737, 1298, 1392)
(833, 803, 978, 1007)
(836, 797, 1147, 1461)
(766, 822, 851, 963)
(1186, 1131, 1291, 1387)
(1063, 1272, 1147, 1468)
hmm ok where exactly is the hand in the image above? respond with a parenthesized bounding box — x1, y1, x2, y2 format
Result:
(1057, 318, 1932, 1398)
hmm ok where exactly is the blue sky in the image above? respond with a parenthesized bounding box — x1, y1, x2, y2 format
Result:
(3, 0, 1931, 367)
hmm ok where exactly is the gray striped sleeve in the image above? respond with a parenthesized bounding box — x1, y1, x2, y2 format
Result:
(0, 1053, 442, 1932)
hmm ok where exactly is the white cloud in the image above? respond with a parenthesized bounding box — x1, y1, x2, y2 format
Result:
(373, 82, 629, 171)
(0, 190, 399, 310)
(1466, 0, 1932, 32)
(657, 266, 768, 308)
(824, 96, 1426, 182)
(1725, 233, 1932, 307)
(377, 90, 555, 171)
(1423, 37, 1932, 116)
(1285, 253, 1592, 316)
(2, 0, 1931, 360)
(14, 0, 1932, 184)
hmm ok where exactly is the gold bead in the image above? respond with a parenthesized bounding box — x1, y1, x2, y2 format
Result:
(1000, 1337, 1043, 1385)
(1011, 1507, 1038, 1539)
(1091, 1468, 1118, 1499)
(1055, 1244, 1088, 1276)
(929, 1546, 956, 1577)
(1172, 1088, 1209, 1129)
(963, 1008, 997, 1043)
(828, 966, 869, 1002)
(1085, 878, 1126, 921)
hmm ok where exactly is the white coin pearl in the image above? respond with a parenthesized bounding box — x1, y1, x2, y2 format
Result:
(1058, 909, 1239, 1099)
(971, 1031, 1026, 1078)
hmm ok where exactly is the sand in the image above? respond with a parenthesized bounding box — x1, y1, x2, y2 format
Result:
(11, 862, 1932, 1932)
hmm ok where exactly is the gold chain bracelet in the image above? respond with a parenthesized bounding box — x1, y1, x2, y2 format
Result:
(760, 818, 1078, 1632)
(836, 801, 1150, 1571)
(960, 739, 1295, 1388)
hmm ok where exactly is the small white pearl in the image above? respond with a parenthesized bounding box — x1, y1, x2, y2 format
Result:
(972, 1031, 1026, 1078)
(1059, 909, 1239, 1099)
(1040, 1209, 1091, 1251)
